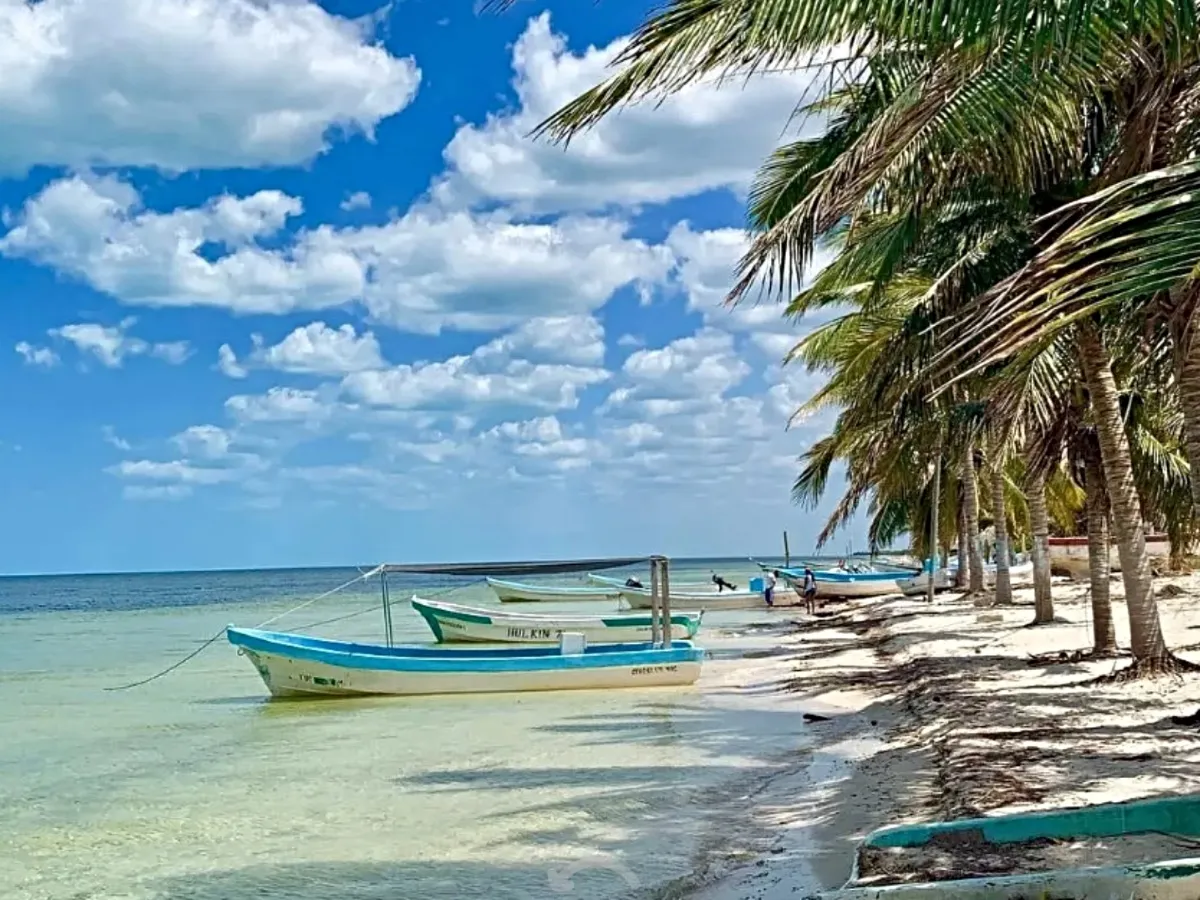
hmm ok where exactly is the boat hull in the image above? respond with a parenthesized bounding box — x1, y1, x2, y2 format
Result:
(411, 596, 700, 643)
(779, 568, 904, 599)
(228, 627, 703, 698)
(486, 577, 619, 603)
(1049, 534, 1172, 577)
(587, 573, 716, 592)
(619, 587, 796, 610)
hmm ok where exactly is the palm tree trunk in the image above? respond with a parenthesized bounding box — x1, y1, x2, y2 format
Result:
(1078, 323, 1167, 662)
(962, 440, 985, 593)
(1026, 466, 1054, 624)
(928, 451, 941, 604)
(955, 490, 969, 589)
(990, 461, 1013, 604)
(1084, 445, 1117, 654)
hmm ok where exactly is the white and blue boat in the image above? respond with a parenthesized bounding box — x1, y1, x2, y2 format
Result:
(486, 576, 620, 603)
(778, 566, 905, 599)
(227, 627, 704, 698)
(411, 595, 703, 644)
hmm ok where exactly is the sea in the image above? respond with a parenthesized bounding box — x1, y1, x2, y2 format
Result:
(0, 558, 824, 900)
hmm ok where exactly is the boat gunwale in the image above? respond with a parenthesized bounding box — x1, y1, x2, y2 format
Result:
(411, 595, 700, 628)
(227, 627, 704, 673)
(484, 576, 620, 597)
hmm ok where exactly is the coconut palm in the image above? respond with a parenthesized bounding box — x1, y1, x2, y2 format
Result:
(535, 0, 1200, 669)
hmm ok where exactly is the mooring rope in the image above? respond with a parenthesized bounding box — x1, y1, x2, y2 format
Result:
(105, 564, 389, 692)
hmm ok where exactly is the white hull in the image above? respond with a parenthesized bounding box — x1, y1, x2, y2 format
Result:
(487, 578, 619, 603)
(899, 560, 1035, 594)
(242, 647, 702, 697)
(587, 574, 717, 592)
(412, 597, 699, 643)
(1049, 535, 1172, 576)
(620, 587, 796, 610)
(814, 578, 903, 598)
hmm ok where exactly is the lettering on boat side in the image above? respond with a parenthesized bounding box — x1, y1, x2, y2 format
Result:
(297, 673, 345, 688)
(440, 620, 465, 630)
(547, 853, 640, 893)
(630, 665, 678, 676)
(506, 627, 556, 639)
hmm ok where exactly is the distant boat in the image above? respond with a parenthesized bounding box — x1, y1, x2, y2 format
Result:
(587, 573, 717, 592)
(619, 585, 795, 610)
(411, 595, 702, 644)
(227, 627, 704, 698)
(485, 577, 620, 603)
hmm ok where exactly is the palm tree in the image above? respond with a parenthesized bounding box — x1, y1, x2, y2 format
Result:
(1025, 455, 1056, 624)
(536, 0, 1200, 670)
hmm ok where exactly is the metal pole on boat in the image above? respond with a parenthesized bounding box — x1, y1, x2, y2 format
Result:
(381, 569, 394, 647)
(660, 557, 671, 647)
(649, 556, 662, 646)
(783, 531, 791, 567)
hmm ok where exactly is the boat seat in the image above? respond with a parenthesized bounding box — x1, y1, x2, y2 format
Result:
(559, 632, 587, 656)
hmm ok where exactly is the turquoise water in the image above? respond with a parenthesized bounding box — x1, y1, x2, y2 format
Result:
(0, 560, 812, 900)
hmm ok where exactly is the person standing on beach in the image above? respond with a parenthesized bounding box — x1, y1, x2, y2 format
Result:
(763, 569, 777, 607)
(802, 567, 818, 615)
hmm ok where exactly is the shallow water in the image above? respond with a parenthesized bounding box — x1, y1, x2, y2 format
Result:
(0, 561, 813, 899)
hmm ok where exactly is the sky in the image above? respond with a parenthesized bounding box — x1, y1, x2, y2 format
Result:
(0, 0, 869, 575)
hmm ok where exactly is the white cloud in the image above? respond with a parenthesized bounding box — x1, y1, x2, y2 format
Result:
(15, 341, 59, 367)
(217, 344, 248, 379)
(110, 459, 236, 485)
(473, 315, 605, 366)
(0, 0, 420, 173)
(340, 192, 372, 212)
(102, 425, 132, 451)
(171, 425, 233, 459)
(221, 322, 386, 377)
(1, 176, 672, 332)
(435, 13, 830, 213)
(124, 484, 193, 501)
(666, 223, 841, 334)
(342, 355, 609, 413)
(225, 387, 337, 424)
(618, 328, 751, 402)
(45, 317, 191, 368)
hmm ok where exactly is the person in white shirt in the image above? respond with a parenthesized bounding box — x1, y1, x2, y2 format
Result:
(763, 570, 778, 607)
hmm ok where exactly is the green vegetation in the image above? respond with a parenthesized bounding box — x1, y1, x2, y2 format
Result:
(538, 0, 1200, 675)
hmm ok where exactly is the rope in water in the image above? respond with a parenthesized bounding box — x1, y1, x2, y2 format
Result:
(104, 564, 392, 692)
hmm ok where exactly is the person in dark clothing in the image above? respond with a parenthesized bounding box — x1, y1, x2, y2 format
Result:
(802, 567, 818, 615)
(625, 577, 644, 589)
(711, 573, 737, 592)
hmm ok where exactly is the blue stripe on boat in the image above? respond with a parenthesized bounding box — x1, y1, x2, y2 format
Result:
(227, 627, 704, 673)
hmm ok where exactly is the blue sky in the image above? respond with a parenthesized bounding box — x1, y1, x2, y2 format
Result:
(0, 0, 866, 575)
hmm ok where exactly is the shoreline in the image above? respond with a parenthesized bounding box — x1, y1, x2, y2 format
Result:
(674, 574, 1200, 899)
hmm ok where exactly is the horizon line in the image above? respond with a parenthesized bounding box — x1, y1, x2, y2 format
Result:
(0, 549, 906, 580)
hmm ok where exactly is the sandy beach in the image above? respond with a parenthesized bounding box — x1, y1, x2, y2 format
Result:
(678, 573, 1200, 899)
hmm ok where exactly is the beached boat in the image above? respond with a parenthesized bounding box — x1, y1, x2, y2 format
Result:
(619, 585, 796, 610)
(778, 567, 905, 599)
(411, 595, 702, 644)
(586, 573, 718, 592)
(1049, 533, 1173, 577)
(898, 558, 1035, 595)
(485, 577, 620, 603)
(227, 626, 704, 698)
